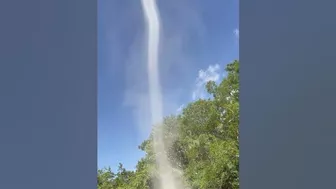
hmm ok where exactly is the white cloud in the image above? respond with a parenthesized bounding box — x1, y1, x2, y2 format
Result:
(234, 28, 239, 39)
(192, 64, 222, 100)
(176, 104, 185, 113)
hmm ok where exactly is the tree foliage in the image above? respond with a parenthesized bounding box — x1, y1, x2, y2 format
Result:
(98, 60, 240, 189)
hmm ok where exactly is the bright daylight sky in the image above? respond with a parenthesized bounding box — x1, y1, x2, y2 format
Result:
(98, 0, 239, 171)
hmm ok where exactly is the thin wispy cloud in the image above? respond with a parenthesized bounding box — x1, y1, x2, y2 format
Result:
(192, 64, 221, 100)
(234, 28, 239, 39)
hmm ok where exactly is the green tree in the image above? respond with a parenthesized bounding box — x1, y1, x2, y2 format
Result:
(98, 60, 240, 189)
(97, 167, 114, 189)
(177, 60, 239, 189)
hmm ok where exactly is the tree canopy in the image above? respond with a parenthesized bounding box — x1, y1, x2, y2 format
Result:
(98, 60, 240, 189)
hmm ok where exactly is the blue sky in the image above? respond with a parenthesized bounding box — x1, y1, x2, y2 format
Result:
(98, 0, 239, 171)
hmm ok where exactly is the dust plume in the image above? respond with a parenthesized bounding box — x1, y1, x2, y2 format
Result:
(140, 0, 185, 188)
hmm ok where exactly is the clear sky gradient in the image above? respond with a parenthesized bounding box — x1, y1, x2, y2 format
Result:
(98, 0, 239, 171)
